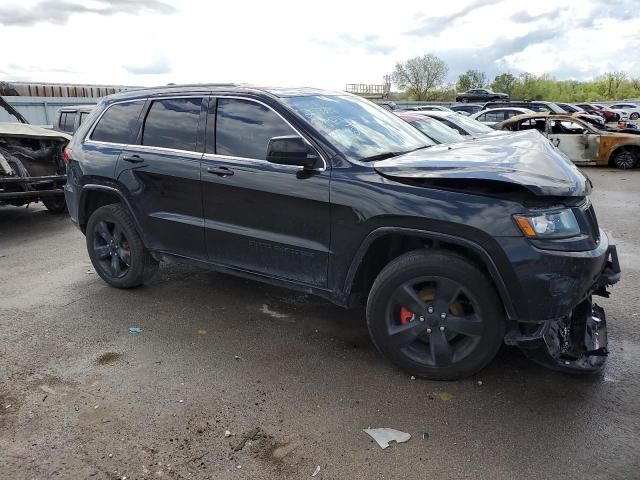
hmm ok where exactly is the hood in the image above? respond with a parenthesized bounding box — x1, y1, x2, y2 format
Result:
(0, 122, 71, 142)
(374, 130, 590, 197)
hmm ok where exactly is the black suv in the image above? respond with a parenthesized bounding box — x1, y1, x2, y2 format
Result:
(65, 85, 620, 380)
(455, 89, 509, 103)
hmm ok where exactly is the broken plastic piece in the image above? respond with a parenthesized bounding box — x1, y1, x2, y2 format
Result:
(311, 465, 321, 477)
(129, 327, 142, 333)
(363, 428, 411, 449)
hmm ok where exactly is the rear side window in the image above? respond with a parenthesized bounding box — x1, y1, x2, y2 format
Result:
(91, 101, 144, 144)
(79, 111, 89, 126)
(142, 98, 202, 151)
(64, 112, 76, 132)
(212, 98, 295, 159)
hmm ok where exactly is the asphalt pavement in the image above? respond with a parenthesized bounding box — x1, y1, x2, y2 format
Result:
(1, 168, 638, 479)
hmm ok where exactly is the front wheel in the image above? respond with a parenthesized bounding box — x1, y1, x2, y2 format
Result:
(366, 250, 505, 380)
(630, 112, 639, 120)
(86, 204, 159, 288)
(611, 149, 637, 169)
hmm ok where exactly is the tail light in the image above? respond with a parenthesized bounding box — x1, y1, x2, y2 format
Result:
(63, 147, 72, 165)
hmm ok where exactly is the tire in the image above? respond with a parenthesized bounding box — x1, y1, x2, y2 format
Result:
(86, 204, 159, 288)
(611, 149, 637, 169)
(366, 249, 505, 380)
(630, 112, 639, 120)
(42, 197, 67, 213)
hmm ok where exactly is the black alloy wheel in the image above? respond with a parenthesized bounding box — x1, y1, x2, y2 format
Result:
(384, 276, 483, 367)
(367, 250, 505, 380)
(92, 219, 131, 279)
(86, 204, 158, 288)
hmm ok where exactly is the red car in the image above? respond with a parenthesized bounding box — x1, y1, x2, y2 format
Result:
(575, 103, 620, 122)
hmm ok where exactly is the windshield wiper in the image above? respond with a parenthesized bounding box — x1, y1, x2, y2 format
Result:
(359, 145, 431, 162)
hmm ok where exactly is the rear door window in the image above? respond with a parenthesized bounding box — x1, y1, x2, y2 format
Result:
(64, 112, 77, 132)
(78, 111, 89, 127)
(212, 98, 295, 159)
(91, 101, 145, 144)
(142, 98, 203, 151)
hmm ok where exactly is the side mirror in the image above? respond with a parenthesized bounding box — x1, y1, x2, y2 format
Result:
(266, 136, 322, 170)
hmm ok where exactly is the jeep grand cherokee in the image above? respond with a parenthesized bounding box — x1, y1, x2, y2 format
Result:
(64, 85, 620, 380)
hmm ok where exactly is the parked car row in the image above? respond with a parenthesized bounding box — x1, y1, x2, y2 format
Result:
(394, 99, 640, 169)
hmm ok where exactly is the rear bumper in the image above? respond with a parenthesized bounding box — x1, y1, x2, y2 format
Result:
(0, 174, 66, 200)
(505, 236, 620, 373)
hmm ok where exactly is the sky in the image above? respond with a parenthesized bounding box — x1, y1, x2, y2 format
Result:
(0, 0, 638, 89)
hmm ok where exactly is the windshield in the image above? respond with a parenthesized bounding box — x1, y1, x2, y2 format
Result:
(443, 114, 494, 134)
(282, 95, 432, 162)
(410, 118, 465, 144)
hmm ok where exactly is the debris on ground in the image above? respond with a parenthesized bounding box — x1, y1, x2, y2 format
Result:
(311, 465, 321, 477)
(129, 327, 142, 334)
(422, 432, 429, 440)
(197, 329, 207, 335)
(438, 393, 452, 401)
(232, 427, 262, 452)
(233, 355, 241, 360)
(363, 428, 411, 449)
(224, 430, 232, 437)
(477, 381, 483, 386)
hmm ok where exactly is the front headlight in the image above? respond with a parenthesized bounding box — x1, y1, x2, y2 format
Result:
(514, 209, 581, 238)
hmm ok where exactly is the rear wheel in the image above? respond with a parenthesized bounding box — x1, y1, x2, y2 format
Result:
(611, 149, 637, 169)
(630, 112, 639, 120)
(366, 250, 505, 380)
(42, 197, 67, 213)
(86, 204, 158, 288)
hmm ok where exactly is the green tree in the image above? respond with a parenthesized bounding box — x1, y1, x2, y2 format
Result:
(456, 69, 487, 91)
(392, 54, 448, 100)
(490, 73, 516, 96)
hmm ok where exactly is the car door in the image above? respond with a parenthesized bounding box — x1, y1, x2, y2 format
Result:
(115, 96, 207, 259)
(200, 96, 331, 287)
(546, 118, 600, 163)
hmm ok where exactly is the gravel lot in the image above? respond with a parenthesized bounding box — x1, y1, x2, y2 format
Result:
(1, 168, 638, 480)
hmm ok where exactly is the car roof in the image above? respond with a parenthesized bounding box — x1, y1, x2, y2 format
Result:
(417, 110, 455, 118)
(396, 113, 436, 122)
(102, 84, 346, 103)
(478, 107, 533, 113)
(57, 105, 95, 112)
(499, 112, 587, 123)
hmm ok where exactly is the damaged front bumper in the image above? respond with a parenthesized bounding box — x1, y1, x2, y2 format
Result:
(505, 236, 621, 373)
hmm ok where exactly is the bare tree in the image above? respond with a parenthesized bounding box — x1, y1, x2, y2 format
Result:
(392, 55, 448, 100)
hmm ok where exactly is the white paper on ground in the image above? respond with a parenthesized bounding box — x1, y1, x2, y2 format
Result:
(363, 428, 411, 449)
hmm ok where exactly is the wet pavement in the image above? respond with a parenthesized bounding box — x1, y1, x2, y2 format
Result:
(1, 168, 638, 479)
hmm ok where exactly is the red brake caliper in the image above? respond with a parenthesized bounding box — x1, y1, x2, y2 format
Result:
(399, 307, 414, 325)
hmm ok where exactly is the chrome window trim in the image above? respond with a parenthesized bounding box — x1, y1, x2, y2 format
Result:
(84, 98, 148, 145)
(83, 94, 327, 172)
(211, 95, 327, 172)
(84, 95, 205, 148)
(201, 152, 303, 171)
(125, 143, 203, 157)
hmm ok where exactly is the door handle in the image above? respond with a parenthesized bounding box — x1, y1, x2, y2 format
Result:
(123, 155, 144, 163)
(206, 166, 234, 177)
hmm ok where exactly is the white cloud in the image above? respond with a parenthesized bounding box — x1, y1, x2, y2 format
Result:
(0, 0, 638, 89)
